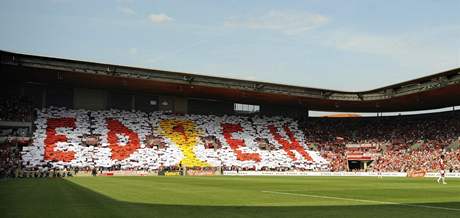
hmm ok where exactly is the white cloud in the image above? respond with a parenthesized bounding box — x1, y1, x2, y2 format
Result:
(148, 13, 174, 24)
(224, 10, 329, 35)
(118, 7, 135, 15)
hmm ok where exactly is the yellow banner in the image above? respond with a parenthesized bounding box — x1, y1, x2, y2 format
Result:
(160, 119, 208, 167)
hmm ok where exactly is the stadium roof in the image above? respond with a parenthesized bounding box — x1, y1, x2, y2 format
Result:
(1, 50, 460, 112)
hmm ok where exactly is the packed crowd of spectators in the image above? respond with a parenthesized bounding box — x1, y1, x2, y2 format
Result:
(0, 96, 33, 122)
(23, 107, 327, 170)
(304, 110, 460, 172)
(2, 101, 460, 175)
(0, 143, 22, 178)
(318, 144, 348, 172)
(0, 140, 74, 179)
(372, 144, 460, 173)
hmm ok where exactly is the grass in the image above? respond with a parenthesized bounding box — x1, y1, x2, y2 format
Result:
(1, 176, 460, 218)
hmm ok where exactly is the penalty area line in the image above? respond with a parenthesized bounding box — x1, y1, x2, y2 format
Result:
(261, 190, 460, 212)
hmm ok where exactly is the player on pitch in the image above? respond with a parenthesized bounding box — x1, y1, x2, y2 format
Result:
(436, 154, 447, 184)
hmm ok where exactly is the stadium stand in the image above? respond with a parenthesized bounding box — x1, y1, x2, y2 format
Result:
(0, 104, 458, 176)
(0, 98, 458, 178)
(20, 107, 328, 172)
(0, 107, 459, 177)
(304, 111, 460, 173)
(1, 50, 459, 177)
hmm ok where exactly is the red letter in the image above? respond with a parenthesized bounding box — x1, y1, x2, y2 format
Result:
(268, 123, 313, 161)
(44, 118, 76, 162)
(222, 123, 261, 162)
(107, 118, 140, 160)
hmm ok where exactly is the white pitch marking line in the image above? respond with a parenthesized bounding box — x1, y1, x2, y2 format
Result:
(261, 190, 460, 212)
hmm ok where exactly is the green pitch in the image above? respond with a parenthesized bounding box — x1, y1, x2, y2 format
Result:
(1, 176, 460, 218)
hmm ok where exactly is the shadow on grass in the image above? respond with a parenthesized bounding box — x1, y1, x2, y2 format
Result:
(1, 178, 460, 218)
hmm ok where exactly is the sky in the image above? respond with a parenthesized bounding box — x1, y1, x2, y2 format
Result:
(1, 0, 460, 93)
